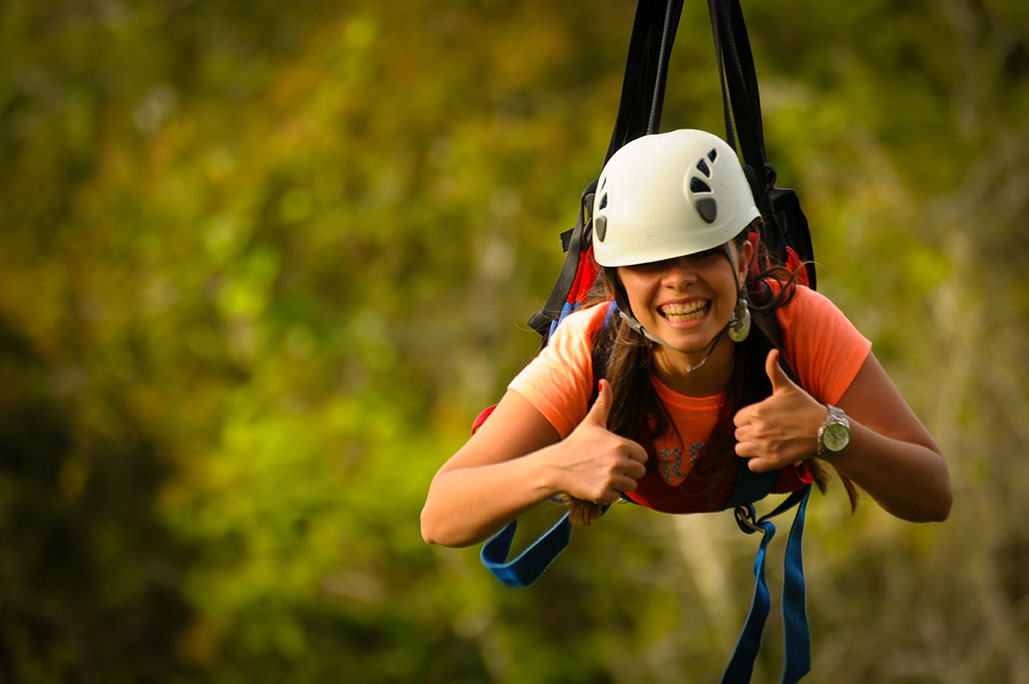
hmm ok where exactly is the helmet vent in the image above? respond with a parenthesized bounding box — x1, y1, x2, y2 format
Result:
(687, 149, 721, 224)
(690, 178, 711, 193)
(598, 193, 608, 210)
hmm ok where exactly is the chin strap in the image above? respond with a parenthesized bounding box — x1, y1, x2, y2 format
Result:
(616, 241, 745, 373)
(615, 308, 726, 373)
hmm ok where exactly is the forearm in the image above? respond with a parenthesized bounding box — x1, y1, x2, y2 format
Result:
(421, 384, 649, 547)
(420, 449, 559, 548)
(826, 420, 951, 522)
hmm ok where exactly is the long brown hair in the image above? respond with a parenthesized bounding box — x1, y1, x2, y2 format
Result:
(566, 223, 857, 524)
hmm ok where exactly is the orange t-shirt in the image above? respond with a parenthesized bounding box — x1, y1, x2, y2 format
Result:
(508, 285, 872, 511)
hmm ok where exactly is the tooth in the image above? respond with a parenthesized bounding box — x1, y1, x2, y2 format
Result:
(663, 301, 707, 315)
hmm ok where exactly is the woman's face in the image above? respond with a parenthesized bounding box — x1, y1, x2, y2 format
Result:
(616, 238, 753, 358)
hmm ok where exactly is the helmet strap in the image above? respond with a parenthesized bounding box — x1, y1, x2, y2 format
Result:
(611, 241, 748, 374)
(615, 304, 729, 374)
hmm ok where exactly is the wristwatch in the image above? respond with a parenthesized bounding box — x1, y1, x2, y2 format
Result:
(817, 405, 851, 458)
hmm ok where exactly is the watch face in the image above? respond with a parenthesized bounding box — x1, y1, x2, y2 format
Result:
(824, 423, 850, 452)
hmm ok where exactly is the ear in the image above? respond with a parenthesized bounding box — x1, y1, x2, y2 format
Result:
(736, 237, 755, 288)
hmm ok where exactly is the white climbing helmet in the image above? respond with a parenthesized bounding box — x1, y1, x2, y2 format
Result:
(591, 129, 760, 268)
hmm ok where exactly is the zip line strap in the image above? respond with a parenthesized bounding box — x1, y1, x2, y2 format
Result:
(722, 485, 812, 684)
(706, 0, 818, 290)
(604, 0, 684, 165)
(707, 0, 768, 193)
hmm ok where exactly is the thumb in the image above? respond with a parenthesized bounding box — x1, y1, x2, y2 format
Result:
(765, 349, 794, 392)
(584, 378, 613, 427)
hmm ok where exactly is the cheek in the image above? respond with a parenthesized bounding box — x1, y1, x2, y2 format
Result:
(617, 271, 645, 296)
(619, 273, 658, 312)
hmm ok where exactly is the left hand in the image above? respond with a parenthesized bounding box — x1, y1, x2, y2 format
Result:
(733, 349, 827, 472)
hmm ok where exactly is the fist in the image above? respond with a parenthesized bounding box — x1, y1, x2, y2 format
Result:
(733, 349, 826, 472)
(555, 379, 649, 504)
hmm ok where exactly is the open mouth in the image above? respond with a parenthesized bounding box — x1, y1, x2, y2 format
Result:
(659, 300, 710, 323)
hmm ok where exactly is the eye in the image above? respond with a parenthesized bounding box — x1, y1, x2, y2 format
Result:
(691, 247, 723, 259)
(623, 256, 677, 273)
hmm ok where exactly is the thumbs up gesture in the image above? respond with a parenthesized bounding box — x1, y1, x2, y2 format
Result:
(733, 349, 827, 472)
(552, 380, 649, 505)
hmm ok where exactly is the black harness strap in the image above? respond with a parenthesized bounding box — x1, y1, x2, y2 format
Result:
(526, 182, 597, 338)
(605, 0, 685, 165)
(708, 0, 818, 289)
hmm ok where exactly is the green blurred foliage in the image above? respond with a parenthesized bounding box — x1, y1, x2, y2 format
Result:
(1, 0, 1027, 682)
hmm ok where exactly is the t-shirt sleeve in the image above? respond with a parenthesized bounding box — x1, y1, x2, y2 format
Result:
(778, 286, 872, 406)
(507, 304, 607, 438)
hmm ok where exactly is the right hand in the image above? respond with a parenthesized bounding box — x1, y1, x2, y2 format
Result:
(551, 379, 649, 505)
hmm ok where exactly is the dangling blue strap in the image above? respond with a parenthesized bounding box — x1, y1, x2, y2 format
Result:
(480, 512, 574, 588)
(481, 500, 620, 588)
(780, 487, 812, 683)
(721, 485, 812, 684)
(480, 487, 813, 683)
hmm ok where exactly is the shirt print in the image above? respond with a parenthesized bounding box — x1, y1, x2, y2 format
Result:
(658, 442, 704, 486)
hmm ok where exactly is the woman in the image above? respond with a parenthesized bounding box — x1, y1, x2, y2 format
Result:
(421, 129, 950, 549)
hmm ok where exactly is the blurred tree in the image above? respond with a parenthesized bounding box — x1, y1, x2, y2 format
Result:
(0, 0, 1026, 682)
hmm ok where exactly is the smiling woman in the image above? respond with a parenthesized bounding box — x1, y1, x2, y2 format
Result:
(421, 128, 951, 549)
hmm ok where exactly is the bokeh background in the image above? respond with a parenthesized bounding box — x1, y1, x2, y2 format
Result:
(1, 1, 1027, 682)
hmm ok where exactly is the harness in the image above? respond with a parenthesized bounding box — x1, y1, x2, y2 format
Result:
(482, 296, 814, 684)
(475, 2, 823, 682)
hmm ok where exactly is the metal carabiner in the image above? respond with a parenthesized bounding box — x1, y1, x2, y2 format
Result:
(734, 504, 764, 535)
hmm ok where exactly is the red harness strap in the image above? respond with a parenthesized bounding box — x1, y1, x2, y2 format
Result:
(624, 429, 813, 514)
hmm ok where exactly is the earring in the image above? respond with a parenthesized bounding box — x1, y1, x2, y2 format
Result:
(728, 296, 751, 342)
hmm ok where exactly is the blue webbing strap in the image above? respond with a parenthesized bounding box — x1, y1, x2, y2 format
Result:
(480, 514, 572, 588)
(548, 300, 577, 339)
(721, 484, 812, 684)
(481, 504, 611, 588)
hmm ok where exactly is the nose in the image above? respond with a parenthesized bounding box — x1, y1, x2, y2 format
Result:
(660, 256, 699, 286)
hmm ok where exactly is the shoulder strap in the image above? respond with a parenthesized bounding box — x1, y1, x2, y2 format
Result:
(526, 182, 599, 339)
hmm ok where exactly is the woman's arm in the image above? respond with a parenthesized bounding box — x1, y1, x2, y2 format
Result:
(421, 381, 648, 547)
(827, 352, 951, 521)
(733, 350, 951, 522)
